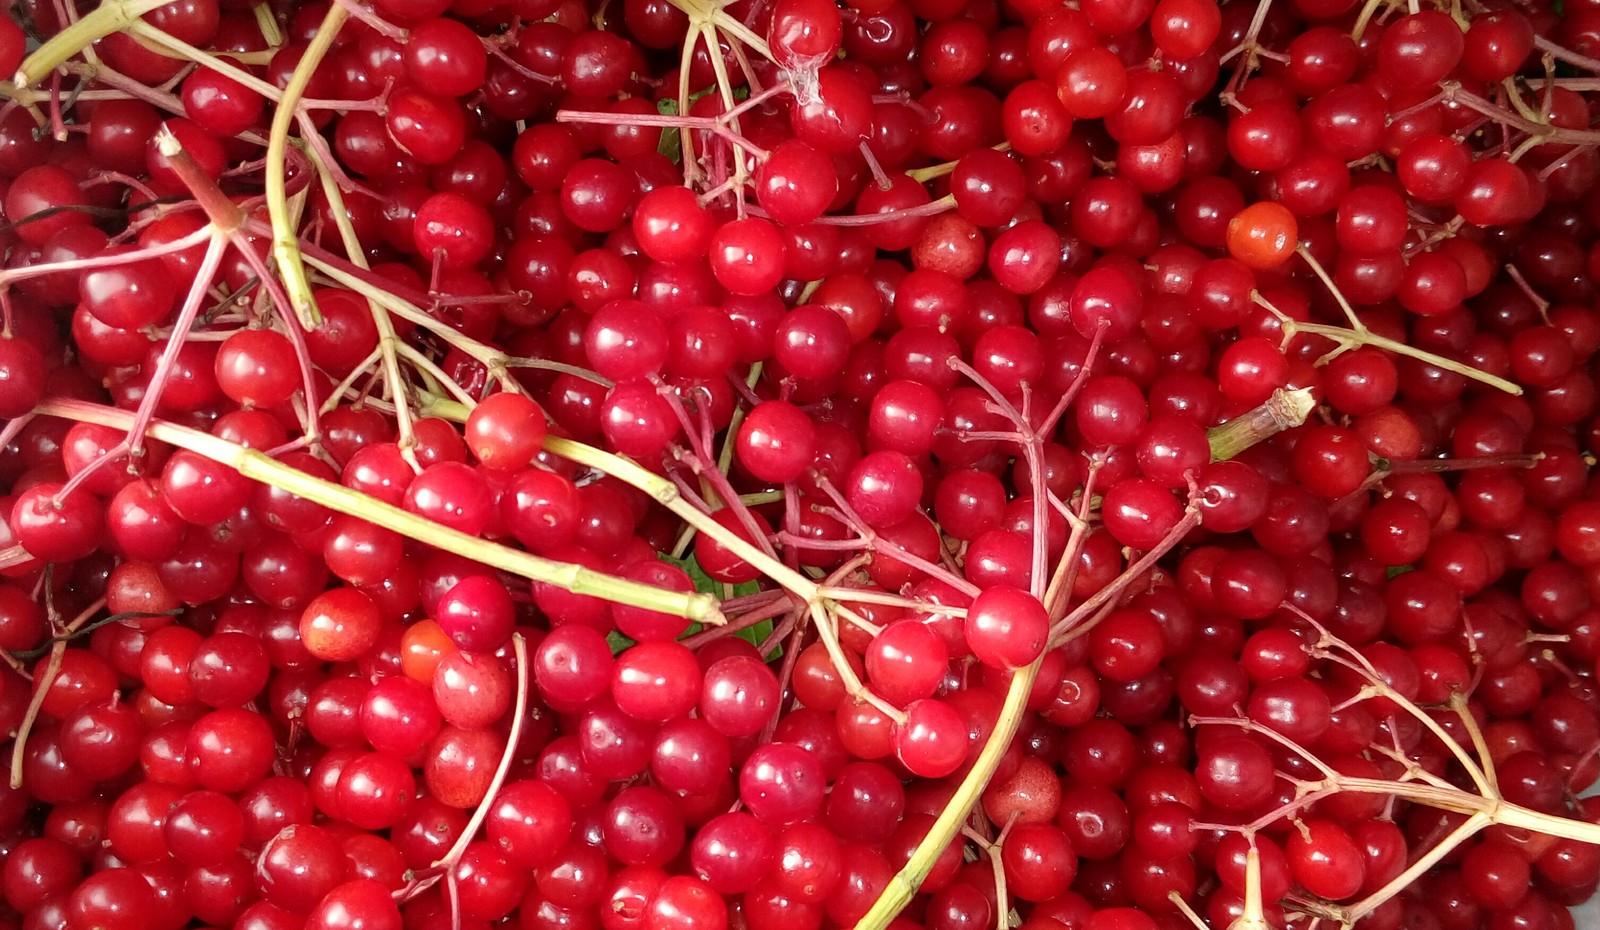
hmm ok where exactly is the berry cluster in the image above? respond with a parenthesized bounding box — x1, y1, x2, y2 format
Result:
(1, 0, 1600, 928)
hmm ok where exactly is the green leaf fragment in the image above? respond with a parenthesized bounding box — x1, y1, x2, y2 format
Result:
(607, 630, 636, 655)
(655, 553, 781, 659)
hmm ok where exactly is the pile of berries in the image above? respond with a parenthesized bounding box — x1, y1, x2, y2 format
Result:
(2, 0, 1600, 927)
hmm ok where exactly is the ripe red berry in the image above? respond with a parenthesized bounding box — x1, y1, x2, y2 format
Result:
(465, 392, 549, 471)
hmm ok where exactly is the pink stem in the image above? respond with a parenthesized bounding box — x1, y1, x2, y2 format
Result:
(747, 195, 956, 227)
(1452, 85, 1600, 145)
(53, 441, 131, 503)
(724, 79, 792, 121)
(226, 234, 324, 443)
(297, 112, 382, 201)
(657, 384, 783, 563)
(680, 595, 795, 649)
(557, 109, 770, 158)
(124, 236, 229, 458)
(859, 141, 892, 189)
(333, 0, 408, 38)
(810, 477, 981, 596)
(1040, 322, 1106, 436)
(433, 291, 529, 308)
(242, 219, 436, 310)
(1536, 35, 1600, 74)
(1049, 497, 1203, 645)
(949, 358, 1050, 597)
(485, 42, 559, 85)
(80, 65, 187, 117)
(0, 225, 213, 285)
(1389, 453, 1542, 474)
(773, 533, 859, 551)
(86, 171, 163, 202)
(47, 72, 67, 141)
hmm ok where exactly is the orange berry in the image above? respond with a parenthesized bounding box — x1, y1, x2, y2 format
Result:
(300, 588, 382, 662)
(1227, 201, 1299, 270)
(400, 619, 456, 684)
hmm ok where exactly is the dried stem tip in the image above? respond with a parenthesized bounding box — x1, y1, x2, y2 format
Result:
(1207, 386, 1316, 462)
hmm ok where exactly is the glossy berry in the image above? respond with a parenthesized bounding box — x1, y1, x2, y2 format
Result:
(466, 392, 549, 471)
(965, 586, 1048, 669)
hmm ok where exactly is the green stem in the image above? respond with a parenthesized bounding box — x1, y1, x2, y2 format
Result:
(858, 474, 1102, 930)
(1493, 799, 1600, 845)
(1254, 290, 1524, 397)
(35, 399, 724, 623)
(1250, 713, 1514, 851)
(1296, 320, 1523, 395)
(1312, 774, 1600, 845)
(1311, 637, 1494, 796)
(711, 14, 772, 61)
(713, 363, 762, 477)
(700, 22, 752, 211)
(398, 342, 478, 409)
(906, 143, 1011, 182)
(251, 1, 283, 44)
(854, 664, 1039, 930)
(14, 0, 173, 86)
(123, 21, 285, 100)
(9, 597, 105, 789)
(428, 395, 819, 603)
(1450, 693, 1500, 798)
(300, 254, 506, 369)
(10, 642, 63, 789)
(542, 436, 819, 601)
(1295, 246, 1363, 330)
(265, 3, 348, 330)
(1345, 812, 1491, 921)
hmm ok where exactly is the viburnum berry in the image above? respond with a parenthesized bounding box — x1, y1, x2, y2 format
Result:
(10, 484, 104, 563)
(300, 588, 383, 662)
(1462, 10, 1535, 82)
(435, 575, 516, 653)
(964, 586, 1048, 669)
(1150, 0, 1221, 59)
(736, 400, 817, 484)
(5, 166, 92, 246)
(632, 186, 716, 263)
(465, 392, 548, 471)
(1227, 201, 1299, 270)
(181, 66, 265, 137)
(769, 0, 843, 73)
(384, 86, 467, 165)
(413, 191, 494, 270)
(0, 336, 47, 419)
(894, 699, 967, 778)
(710, 218, 787, 296)
(404, 17, 488, 99)
(1377, 11, 1466, 88)
(754, 141, 838, 226)
(214, 328, 298, 408)
(0, 17, 24, 82)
